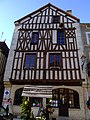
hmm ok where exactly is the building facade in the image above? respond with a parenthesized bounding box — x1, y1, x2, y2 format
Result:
(3, 3, 89, 120)
(0, 41, 9, 105)
(80, 23, 90, 120)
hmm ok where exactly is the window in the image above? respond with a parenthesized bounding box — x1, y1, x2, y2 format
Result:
(31, 97, 42, 107)
(24, 53, 36, 69)
(57, 30, 65, 44)
(53, 16, 60, 23)
(87, 62, 90, 76)
(86, 32, 90, 45)
(49, 53, 61, 67)
(14, 88, 23, 105)
(52, 88, 80, 108)
(31, 32, 39, 44)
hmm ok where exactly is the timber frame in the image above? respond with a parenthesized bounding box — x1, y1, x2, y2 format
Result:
(10, 3, 84, 86)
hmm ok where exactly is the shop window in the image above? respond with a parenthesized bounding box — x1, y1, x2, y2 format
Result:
(13, 88, 23, 105)
(24, 53, 36, 69)
(31, 97, 42, 107)
(52, 88, 80, 108)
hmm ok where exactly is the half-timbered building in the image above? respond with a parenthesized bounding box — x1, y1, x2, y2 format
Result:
(3, 3, 88, 120)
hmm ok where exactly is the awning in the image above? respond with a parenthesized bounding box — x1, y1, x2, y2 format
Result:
(22, 85, 53, 98)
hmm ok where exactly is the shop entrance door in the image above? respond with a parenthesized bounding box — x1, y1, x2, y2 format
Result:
(59, 94, 69, 116)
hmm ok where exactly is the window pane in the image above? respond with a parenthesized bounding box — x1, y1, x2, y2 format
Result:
(30, 54, 36, 67)
(57, 31, 65, 44)
(51, 100, 58, 107)
(31, 97, 42, 107)
(14, 88, 23, 105)
(52, 88, 80, 108)
(31, 32, 39, 44)
(56, 55, 60, 66)
(25, 54, 30, 68)
(69, 94, 74, 107)
(50, 53, 60, 67)
(50, 54, 54, 66)
(24, 54, 36, 69)
(74, 92, 79, 108)
(53, 16, 60, 23)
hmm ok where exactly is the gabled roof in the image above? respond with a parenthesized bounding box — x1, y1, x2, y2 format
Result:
(15, 3, 80, 23)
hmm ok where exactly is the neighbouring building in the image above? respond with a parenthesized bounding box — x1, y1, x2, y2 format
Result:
(0, 41, 9, 105)
(3, 3, 90, 120)
(80, 23, 90, 120)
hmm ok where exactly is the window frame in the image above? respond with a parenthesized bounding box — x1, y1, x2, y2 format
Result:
(52, 88, 80, 109)
(24, 53, 37, 69)
(13, 88, 23, 105)
(31, 32, 39, 44)
(87, 62, 90, 76)
(52, 16, 60, 23)
(57, 29, 65, 45)
(31, 97, 43, 107)
(49, 53, 61, 69)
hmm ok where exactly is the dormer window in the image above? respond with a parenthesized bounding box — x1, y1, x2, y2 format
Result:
(31, 32, 39, 44)
(57, 30, 65, 45)
(53, 16, 60, 23)
(24, 53, 36, 69)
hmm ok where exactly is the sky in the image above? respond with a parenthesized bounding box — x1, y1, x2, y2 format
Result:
(0, 0, 90, 48)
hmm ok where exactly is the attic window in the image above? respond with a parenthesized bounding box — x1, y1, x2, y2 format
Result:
(53, 16, 60, 23)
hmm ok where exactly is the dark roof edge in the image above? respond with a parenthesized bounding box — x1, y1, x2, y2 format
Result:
(14, 3, 80, 23)
(0, 41, 9, 57)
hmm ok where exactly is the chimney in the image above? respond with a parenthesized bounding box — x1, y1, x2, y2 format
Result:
(66, 10, 72, 15)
